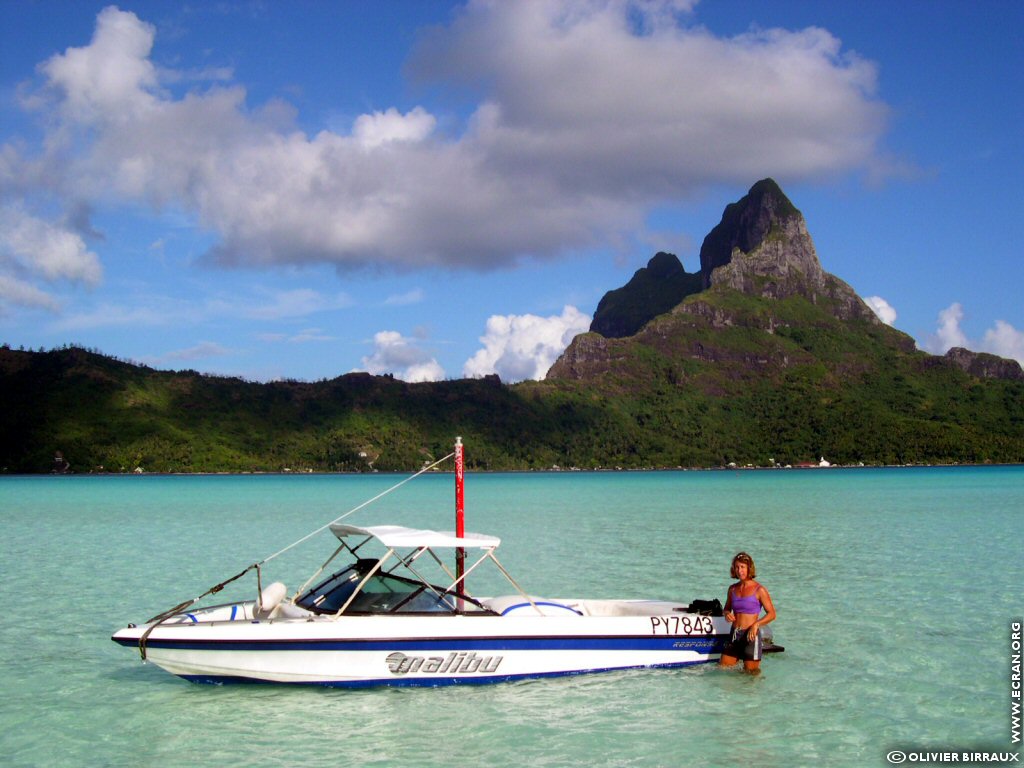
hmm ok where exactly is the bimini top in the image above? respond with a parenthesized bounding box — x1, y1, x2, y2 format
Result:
(329, 523, 500, 550)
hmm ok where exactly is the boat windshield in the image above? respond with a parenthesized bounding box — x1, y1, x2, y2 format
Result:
(295, 559, 482, 615)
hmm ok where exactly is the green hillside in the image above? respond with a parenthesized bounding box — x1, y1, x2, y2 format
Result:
(548, 286, 1024, 467)
(1, 333, 1022, 474)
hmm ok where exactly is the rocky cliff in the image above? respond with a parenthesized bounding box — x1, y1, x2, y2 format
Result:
(549, 179, 1019, 385)
(582, 179, 877, 350)
(589, 251, 702, 338)
(697, 178, 876, 323)
(699, 178, 800, 286)
(944, 347, 1024, 381)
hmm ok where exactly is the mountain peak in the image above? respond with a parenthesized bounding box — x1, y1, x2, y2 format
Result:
(589, 252, 702, 338)
(587, 179, 875, 342)
(699, 178, 803, 289)
(644, 251, 686, 279)
(693, 178, 875, 323)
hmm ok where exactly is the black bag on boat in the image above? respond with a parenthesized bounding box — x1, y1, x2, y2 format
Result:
(687, 598, 723, 616)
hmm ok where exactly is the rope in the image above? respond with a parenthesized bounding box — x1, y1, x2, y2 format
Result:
(257, 451, 455, 566)
(136, 451, 455, 659)
(255, 563, 264, 614)
(139, 562, 259, 660)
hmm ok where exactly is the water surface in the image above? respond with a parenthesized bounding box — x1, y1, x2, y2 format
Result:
(1, 466, 1021, 766)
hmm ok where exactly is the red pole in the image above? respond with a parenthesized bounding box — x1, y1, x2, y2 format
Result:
(455, 436, 465, 597)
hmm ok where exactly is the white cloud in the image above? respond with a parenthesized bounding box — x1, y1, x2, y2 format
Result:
(384, 288, 425, 306)
(981, 320, 1024, 366)
(40, 5, 159, 123)
(256, 328, 334, 344)
(353, 107, 436, 149)
(415, 1, 886, 194)
(356, 330, 445, 382)
(0, 274, 61, 312)
(4, 2, 891, 279)
(463, 305, 591, 382)
(926, 302, 969, 353)
(864, 295, 896, 325)
(925, 302, 1024, 367)
(235, 289, 353, 321)
(0, 205, 102, 286)
(55, 300, 187, 331)
(288, 327, 335, 343)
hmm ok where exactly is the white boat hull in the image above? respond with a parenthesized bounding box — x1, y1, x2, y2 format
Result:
(113, 608, 730, 687)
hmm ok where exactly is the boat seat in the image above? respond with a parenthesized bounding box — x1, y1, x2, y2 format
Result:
(482, 595, 583, 617)
(253, 582, 287, 619)
(268, 600, 315, 619)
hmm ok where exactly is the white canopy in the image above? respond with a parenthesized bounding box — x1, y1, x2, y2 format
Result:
(329, 523, 500, 550)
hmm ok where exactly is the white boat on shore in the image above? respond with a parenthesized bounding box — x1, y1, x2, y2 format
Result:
(112, 440, 736, 687)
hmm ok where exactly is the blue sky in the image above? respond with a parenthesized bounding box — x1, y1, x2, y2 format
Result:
(2, 0, 1021, 382)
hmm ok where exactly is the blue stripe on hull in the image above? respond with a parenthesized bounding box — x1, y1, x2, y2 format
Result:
(178, 658, 716, 688)
(122, 635, 727, 654)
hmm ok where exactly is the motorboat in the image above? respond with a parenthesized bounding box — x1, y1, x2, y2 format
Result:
(111, 440, 736, 687)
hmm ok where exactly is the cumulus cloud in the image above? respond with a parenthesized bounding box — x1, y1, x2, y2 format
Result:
(982, 320, 1024, 365)
(40, 5, 159, 123)
(356, 330, 446, 382)
(864, 295, 896, 325)
(926, 302, 969, 353)
(353, 107, 437, 149)
(0, 204, 102, 290)
(416, 2, 886, 194)
(463, 305, 591, 382)
(925, 302, 1024, 367)
(4, 2, 890, 284)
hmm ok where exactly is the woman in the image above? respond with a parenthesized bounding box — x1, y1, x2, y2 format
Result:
(720, 551, 776, 674)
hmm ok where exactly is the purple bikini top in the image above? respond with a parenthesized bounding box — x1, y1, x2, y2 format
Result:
(731, 585, 761, 615)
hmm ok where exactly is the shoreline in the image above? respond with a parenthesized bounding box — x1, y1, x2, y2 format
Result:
(5, 461, 1022, 478)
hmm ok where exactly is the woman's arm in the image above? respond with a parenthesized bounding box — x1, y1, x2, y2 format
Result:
(723, 584, 736, 624)
(747, 586, 776, 640)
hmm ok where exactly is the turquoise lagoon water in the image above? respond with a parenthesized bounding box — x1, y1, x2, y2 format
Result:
(1, 466, 1021, 767)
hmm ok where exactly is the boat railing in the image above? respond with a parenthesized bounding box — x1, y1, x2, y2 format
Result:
(323, 540, 549, 617)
